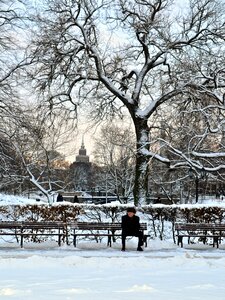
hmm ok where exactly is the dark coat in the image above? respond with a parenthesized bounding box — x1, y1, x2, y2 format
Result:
(121, 214, 140, 235)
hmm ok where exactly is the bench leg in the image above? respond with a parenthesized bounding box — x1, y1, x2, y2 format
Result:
(213, 236, 219, 248)
(143, 235, 147, 247)
(58, 234, 61, 246)
(73, 235, 77, 247)
(107, 235, 112, 247)
(20, 235, 23, 248)
(177, 236, 183, 247)
(188, 236, 191, 244)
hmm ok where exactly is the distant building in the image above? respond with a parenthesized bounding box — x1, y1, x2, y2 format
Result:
(69, 139, 92, 190)
(75, 139, 90, 163)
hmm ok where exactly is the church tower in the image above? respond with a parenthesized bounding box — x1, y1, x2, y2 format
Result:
(69, 137, 92, 191)
(75, 138, 90, 163)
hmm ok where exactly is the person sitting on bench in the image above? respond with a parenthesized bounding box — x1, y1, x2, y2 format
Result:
(121, 207, 144, 251)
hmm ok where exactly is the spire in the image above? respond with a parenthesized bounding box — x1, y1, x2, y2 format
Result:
(81, 135, 85, 149)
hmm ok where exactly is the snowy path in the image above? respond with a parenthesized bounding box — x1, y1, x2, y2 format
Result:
(0, 242, 224, 300)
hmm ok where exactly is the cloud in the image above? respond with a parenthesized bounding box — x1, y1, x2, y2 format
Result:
(0, 288, 32, 296)
(185, 284, 215, 290)
(117, 284, 156, 293)
(57, 288, 88, 295)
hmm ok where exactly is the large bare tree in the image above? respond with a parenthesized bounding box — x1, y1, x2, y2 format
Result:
(28, 0, 225, 205)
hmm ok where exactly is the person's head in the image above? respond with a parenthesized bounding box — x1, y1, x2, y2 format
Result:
(127, 207, 136, 217)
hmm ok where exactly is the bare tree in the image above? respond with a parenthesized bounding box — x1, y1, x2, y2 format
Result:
(0, 103, 73, 202)
(0, 1, 74, 200)
(0, 0, 31, 107)
(0, 0, 32, 183)
(146, 92, 225, 203)
(27, 0, 225, 205)
(93, 123, 135, 200)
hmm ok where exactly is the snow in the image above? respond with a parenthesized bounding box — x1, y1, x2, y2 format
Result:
(0, 193, 46, 205)
(0, 241, 225, 300)
(0, 194, 225, 300)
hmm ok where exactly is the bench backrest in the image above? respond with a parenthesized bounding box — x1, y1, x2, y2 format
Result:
(0, 221, 23, 229)
(0, 221, 147, 231)
(69, 222, 147, 231)
(175, 223, 225, 231)
(0, 221, 65, 230)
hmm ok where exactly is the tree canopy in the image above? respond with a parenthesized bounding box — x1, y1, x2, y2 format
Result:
(1, 0, 225, 205)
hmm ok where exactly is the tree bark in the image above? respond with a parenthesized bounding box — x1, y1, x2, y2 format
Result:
(133, 117, 150, 206)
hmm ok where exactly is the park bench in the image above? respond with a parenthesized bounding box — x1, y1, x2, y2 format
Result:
(0, 221, 65, 248)
(68, 222, 149, 247)
(175, 223, 225, 248)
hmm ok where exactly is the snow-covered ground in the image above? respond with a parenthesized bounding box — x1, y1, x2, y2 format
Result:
(0, 193, 47, 205)
(0, 193, 225, 300)
(0, 240, 225, 300)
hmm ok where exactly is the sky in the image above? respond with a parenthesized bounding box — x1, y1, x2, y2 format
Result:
(0, 194, 225, 300)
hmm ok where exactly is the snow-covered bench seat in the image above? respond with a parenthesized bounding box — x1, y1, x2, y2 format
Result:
(175, 223, 225, 248)
(68, 222, 149, 247)
(0, 221, 65, 248)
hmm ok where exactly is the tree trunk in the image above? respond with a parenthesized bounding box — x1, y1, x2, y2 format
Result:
(133, 117, 150, 206)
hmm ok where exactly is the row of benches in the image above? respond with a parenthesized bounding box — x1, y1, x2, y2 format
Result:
(0, 221, 149, 248)
(1, 221, 225, 249)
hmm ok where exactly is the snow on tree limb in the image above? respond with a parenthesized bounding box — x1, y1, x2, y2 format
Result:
(192, 151, 225, 158)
